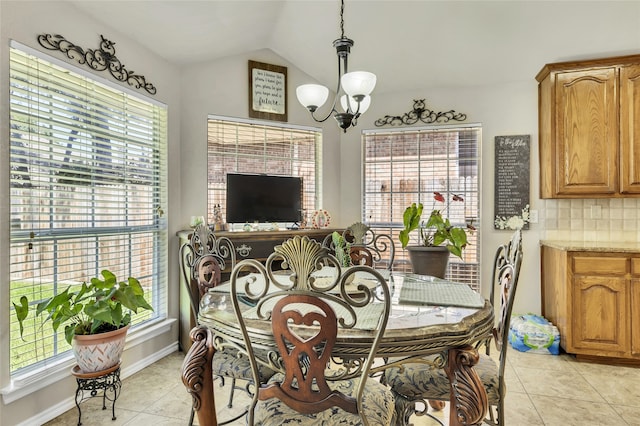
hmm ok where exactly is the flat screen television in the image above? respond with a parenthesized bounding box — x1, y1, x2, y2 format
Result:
(226, 173, 302, 224)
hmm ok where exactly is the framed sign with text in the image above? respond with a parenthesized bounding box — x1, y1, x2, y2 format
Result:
(494, 135, 530, 230)
(248, 60, 287, 122)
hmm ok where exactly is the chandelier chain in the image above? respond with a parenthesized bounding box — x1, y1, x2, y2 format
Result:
(340, 0, 345, 39)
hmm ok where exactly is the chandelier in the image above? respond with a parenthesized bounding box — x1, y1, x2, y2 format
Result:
(295, 0, 376, 132)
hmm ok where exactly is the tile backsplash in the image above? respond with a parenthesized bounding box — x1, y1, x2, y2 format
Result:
(541, 198, 640, 242)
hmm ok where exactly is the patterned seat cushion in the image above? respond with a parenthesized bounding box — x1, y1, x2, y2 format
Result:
(254, 374, 395, 425)
(212, 349, 275, 382)
(384, 354, 500, 403)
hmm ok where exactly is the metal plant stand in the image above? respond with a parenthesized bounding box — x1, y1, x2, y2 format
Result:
(70, 362, 122, 426)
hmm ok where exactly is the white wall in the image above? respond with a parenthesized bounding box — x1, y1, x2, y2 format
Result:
(0, 2, 182, 425)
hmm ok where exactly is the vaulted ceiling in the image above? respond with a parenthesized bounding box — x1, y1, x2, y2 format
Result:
(66, 1, 640, 95)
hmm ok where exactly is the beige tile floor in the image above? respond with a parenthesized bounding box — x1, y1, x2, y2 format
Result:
(44, 347, 640, 426)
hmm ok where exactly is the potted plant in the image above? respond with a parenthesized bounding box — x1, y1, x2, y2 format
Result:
(399, 192, 474, 278)
(13, 269, 153, 373)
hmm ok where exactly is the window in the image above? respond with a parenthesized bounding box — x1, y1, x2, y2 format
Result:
(9, 44, 168, 373)
(362, 125, 481, 290)
(207, 116, 322, 225)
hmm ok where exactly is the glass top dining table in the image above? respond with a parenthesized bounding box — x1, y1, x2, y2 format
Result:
(183, 272, 494, 426)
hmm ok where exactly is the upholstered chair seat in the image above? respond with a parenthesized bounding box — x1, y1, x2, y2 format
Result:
(212, 349, 275, 385)
(255, 374, 395, 426)
(385, 353, 500, 402)
(210, 350, 251, 380)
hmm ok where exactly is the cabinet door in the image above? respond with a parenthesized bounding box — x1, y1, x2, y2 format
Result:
(555, 68, 618, 195)
(632, 279, 640, 357)
(620, 64, 640, 193)
(572, 275, 629, 355)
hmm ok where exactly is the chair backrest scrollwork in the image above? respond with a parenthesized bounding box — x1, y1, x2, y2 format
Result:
(489, 229, 522, 310)
(179, 224, 236, 317)
(492, 229, 523, 375)
(344, 221, 396, 270)
(350, 246, 373, 266)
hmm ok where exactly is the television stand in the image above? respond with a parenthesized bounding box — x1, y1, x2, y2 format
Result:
(176, 227, 341, 351)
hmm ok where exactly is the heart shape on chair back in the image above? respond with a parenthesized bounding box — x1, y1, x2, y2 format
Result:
(260, 294, 357, 415)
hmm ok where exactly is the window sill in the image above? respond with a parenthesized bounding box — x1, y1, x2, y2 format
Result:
(1, 317, 176, 404)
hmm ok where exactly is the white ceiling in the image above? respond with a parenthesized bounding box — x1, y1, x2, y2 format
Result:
(65, 0, 640, 95)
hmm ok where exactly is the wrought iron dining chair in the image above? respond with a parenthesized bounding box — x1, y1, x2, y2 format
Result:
(346, 221, 396, 270)
(228, 236, 395, 426)
(179, 224, 253, 425)
(384, 230, 523, 426)
(323, 221, 395, 270)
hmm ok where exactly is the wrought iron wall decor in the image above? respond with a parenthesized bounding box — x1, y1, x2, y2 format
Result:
(374, 99, 466, 127)
(37, 34, 157, 95)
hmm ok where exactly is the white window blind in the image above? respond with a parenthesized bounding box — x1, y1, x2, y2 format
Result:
(9, 46, 168, 373)
(362, 125, 481, 290)
(207, 116, 322, 225)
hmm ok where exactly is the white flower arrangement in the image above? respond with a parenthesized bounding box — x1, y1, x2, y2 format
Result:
(494, 204, 530, 230)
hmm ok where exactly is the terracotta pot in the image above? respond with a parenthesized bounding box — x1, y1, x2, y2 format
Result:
(72, 324, 129, 373)
(406, 246, 450, 278)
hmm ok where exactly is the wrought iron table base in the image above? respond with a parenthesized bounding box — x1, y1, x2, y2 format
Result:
(70, 363, 122, 426)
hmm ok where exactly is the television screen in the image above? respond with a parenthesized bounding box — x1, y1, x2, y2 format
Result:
(226, 173, 302, 223)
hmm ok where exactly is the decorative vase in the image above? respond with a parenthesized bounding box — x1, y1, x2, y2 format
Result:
(72, 325, 129, 373)
(406, 246, 450, 278)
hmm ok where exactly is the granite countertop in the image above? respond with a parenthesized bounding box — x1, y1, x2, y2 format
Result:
(540, 240, 640, 253)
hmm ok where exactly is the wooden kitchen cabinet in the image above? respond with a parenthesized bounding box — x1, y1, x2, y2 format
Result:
(619, 64, 640, 193)
(537, 55, 640, 198)
(541, 243, 640, 364)
(631, 258, 640, 357)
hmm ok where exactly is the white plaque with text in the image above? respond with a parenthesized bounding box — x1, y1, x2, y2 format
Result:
(249, 60, 287, 121)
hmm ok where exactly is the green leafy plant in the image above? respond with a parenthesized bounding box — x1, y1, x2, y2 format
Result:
(331, 231, 352, 267)
(399, 192, 475, 258)
(13, 269, 153, 345)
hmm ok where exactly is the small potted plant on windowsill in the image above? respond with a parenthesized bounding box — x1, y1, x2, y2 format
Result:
(13, 269, 153, 373)
(399, 192, 475, 278)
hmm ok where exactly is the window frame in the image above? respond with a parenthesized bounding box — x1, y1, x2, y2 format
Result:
(6, 41, 169, 378)
(361, 123, 482, 290)
(206, 115, 322, 227)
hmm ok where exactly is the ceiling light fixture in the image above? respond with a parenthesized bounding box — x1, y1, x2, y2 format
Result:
(296, 0, 376, 132)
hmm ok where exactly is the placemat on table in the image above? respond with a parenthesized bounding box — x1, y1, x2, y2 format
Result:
(399, 280, 485, 308)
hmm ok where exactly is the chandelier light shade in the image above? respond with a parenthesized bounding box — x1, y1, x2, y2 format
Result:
(296, 0, 376, 132)
(341, 71, 376, 97)
(341, 94, 371, 115)
(296, 84, 330, 111)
